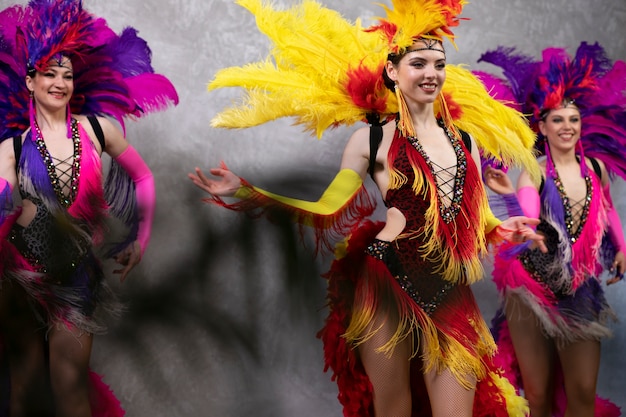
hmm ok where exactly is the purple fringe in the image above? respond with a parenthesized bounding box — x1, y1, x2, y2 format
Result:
(103, 160, 138, 257)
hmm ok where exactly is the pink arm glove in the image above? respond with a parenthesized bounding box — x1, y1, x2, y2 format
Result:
(114, 145, 155, 256)
(517, 186, 541, 219)
(603, 183, 626, 253)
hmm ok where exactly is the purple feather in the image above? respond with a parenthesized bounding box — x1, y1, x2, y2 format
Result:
(106, 27, 155, 77)
(477, 42, 626, 180)
(20, 131, 59, 205)
(0, 0, 178, 142)
(478, 46, 540, 103)
(472, 71, 520, 110)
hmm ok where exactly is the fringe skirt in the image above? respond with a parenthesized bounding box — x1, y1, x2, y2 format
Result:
(317, 221, 528, 417)
(491, 251, 620, 417)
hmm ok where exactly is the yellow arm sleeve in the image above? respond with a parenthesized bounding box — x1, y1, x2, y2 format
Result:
(234, 168, 364, 220)
(484, 206, 502, 235)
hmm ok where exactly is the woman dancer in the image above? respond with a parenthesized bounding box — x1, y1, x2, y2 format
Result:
(0, 0, 178, 415)
(479, 42, 626, 417)
(190, 0, 544, 415)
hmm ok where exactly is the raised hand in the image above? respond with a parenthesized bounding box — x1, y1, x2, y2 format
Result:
(608, 250, 626, 285)
(188, 163, 242, 197)
(498, 216, 547, 253)
(113, 240, 142, 282)
(484, 166, 515, 195)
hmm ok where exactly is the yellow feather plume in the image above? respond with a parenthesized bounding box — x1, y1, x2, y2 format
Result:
(374, 0, 462, 53)
(208, 0, 539, 183)
(209, 0, 386, 138)
(439, 65, 541, 183)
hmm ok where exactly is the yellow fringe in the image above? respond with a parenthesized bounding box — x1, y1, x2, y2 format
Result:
(421, 318, 495, 390)
(395, 85, 416, 138)
(345, 302, 427, 359)
(437, 91, 461, 139)
(346, 291, 496, 390)
(398, 184, 492, 285)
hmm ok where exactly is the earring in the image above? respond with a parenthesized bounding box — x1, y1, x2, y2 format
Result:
(395, 84, 416, 138)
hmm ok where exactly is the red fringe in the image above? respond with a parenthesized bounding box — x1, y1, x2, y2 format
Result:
(390, 132, 488, 282)
(317, 221, 521, 417)
(205, 178, 376, 254)
(317, 221, 383, 417)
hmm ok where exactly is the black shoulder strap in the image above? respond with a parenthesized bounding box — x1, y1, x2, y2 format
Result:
(539, 157, 602, 194)
(588, 156, 602, 180)
(459, 129, 471, 153)
(368, 125, 383, 178)
(86, 115, 106, 150)
(13, 135, 22, 174)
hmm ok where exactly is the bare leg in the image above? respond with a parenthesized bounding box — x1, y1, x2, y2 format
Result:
(505, 294, 554, 417)
(48, 324, 93, 417)
(358, 311, 412, 417)
(423, 367, 475, 417)
(0, 283, 51, 416)
(558, 339, 600, 417)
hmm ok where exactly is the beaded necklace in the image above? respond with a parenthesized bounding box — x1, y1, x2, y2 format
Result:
(551, 165, 592, 243)
(33, 118, 82, 207)
(406, 126, 467, 224)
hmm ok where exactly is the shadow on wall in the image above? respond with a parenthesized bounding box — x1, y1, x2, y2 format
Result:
(97, 173, 339, 416)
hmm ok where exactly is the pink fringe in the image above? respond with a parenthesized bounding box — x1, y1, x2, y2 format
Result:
(570, 173, 606, 290)
(492, 252, 556, 308)
(68, 124, 108, 245)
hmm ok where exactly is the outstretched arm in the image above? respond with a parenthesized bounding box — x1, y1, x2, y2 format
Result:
(483, 165, 525, 217)
(187, 128, 374, 252)
(188, 164, 241, 198)
(187, 127, 373, 224)
(468, 137, 545, 251)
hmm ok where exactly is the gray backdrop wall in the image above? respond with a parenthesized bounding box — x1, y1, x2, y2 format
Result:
(2, 0, 625, 415)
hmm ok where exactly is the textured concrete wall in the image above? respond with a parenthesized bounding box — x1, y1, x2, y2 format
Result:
(2, 0, 625, 415)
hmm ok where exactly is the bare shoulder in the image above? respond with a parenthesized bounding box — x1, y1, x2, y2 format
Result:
(0, 138, 17, 184)
(0, 138, 15, 159)
(585, 156, 608, 186)
(75, 114, 96, 142)
(340, 125, 374, 176)
(75, 114, 127, 157)
(517, 165, 542, 189)
(347, 124, 370, 143)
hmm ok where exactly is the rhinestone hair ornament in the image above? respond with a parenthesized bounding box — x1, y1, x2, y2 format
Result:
(207, 0, 541, 181)
(405, 38, 446, 55)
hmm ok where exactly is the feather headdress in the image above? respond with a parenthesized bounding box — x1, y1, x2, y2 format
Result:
(0, 0, 179, 140)
(476, 42, 626, 180)
(209, 0, 539, 179)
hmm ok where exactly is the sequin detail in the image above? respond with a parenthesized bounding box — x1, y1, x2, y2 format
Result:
(365, 239, 454, 315)
(406, 126, 467, 224)
(553, 169, 592, 243)
(33, 118, 82, 207)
